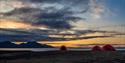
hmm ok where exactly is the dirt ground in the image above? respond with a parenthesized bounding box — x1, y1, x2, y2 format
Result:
(0, 51, 125, 63)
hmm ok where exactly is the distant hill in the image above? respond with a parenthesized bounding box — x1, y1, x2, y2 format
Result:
(0, 41, 17, 48)
(0, 41, 53, 48)
(19, 41, 53, 48)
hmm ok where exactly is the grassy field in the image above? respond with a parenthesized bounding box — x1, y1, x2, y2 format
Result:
(0, 51, 125, 63)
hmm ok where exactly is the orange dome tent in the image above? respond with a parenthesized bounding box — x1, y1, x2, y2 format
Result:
(102, 44, 116, 51)
(60, 45, 67, 51)
(92, 45, 102, 51)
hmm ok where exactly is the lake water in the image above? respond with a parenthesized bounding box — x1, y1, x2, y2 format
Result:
(0, 48, 125, 52)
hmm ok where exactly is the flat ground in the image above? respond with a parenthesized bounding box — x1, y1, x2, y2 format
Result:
(0, 51, 125, 63)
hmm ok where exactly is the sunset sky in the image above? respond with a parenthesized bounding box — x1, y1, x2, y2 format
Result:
(0, 0, 125, 47)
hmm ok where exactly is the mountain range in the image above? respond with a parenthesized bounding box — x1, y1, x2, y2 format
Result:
(0, 41, 53, 48)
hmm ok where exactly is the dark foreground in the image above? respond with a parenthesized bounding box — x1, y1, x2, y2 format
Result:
(0, 51, 125, 63)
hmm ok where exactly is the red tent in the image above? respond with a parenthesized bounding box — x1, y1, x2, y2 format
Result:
(60, 45, 67, 51)
(92, 45, 102, 51)
(102, 44, 116, 51)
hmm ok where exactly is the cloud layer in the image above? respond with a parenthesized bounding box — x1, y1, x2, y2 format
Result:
(1, 0, 89, 29)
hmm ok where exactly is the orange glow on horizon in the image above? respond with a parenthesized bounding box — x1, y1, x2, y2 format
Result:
(0, 19, 48, 29)
(41, 36, 125, 47)
(0, 19, 32, 29)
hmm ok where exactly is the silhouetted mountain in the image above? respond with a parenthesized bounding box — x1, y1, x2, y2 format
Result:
(19, 41, 53, 48)
(0, 41, 53, 48)
(0, 41, 17, 48)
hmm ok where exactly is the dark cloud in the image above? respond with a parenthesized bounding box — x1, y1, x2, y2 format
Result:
(4, 8, 42, 23)
(29, 0, 89, 4)
(0, 29, 111, 42)
(28, 0, 89, 13)
(1, 28, 125, 42)
(74, 29, 125, 36)
(29, 0, 60, 3)
(1, 0, 89, 29)
(34, 21, 72, 29)
(4, 6, 85, 29)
